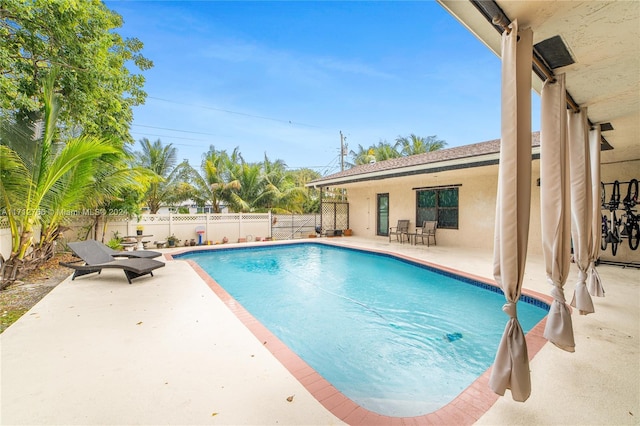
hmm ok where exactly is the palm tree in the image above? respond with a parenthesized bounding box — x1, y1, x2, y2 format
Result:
(260, 154, 306, 213)
(348, 144, 377, 166)
(184, 145, 241, 213)
(82, 147, 154, 243)
(373, 140, 401, 161)
(288, 167, 322, 213)
(134, 138, 189, 213)
(395, 134, 447, 156)
(226, 161, 266, 213)
(0, 71, 120, 286)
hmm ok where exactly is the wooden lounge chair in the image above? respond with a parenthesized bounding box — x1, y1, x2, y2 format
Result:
(413, 220, 437, 246)
(84, 239, 163, 259)
(60, 241, 165, 284)
(389, 220, 410, 243)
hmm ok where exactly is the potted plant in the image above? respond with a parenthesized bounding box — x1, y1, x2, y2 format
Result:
(136, 225, 144, 236)
(344, 229, 353, 236)
(167, 234, 180, 247)
(107, 231, 123, 250)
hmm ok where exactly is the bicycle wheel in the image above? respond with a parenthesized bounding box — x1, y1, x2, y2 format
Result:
(611, 217, 620, 256)
(600, 214, 608, 251)
(609, 211, 620, 256)
(624, 178, 638, 208)
(609, 180, 621, 211)
(629, 221, 640, 251)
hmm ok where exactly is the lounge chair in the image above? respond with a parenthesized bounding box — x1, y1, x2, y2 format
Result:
(85, 239, 163, 259)
(60, 241, 165, 284)
(389, 220, 410, 243)
(413, 220, 437, 246)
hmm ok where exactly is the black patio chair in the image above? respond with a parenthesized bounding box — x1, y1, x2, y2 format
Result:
(60, 241, 165, 284)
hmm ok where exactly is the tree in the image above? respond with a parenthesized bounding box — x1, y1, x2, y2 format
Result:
(348, 144, 377, 167)
(288, 168, 322, 213)
(227, 162, 266, 213)
(0, 0, 152, 141)
(348, 140, 399, 166)
(259, 154, 307, 213)
(133, 138, 190, 214)
(184, 145, 241, 213)
(0, 71, 121, 286)
(395, 134, 447, 155)
(373, 140, 401, 161)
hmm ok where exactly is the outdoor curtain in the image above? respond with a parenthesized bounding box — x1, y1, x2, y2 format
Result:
(568, 109, 595, 315)
(488, 20, 533, 402)
(540, 74, 575, 352)
(588, 126, 605, 297)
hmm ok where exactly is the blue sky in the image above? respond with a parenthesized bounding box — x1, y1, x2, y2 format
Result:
(107, 1, 540, 175)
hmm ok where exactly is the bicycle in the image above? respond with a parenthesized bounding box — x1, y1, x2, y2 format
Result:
(621, 210, 640, 250)
(601, 210, 623, 255)
(601, 180, 622, 255)
(622, 179, 639, 250)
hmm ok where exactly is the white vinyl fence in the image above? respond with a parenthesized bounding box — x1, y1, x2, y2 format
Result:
(0, 212, 324, 258)
(0, 217, 12, 260)
(102, 213, 274, 246)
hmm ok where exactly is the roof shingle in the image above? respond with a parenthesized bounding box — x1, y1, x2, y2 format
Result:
(309, 132, 540, 186)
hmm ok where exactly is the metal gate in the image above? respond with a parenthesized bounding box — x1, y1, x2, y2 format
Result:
(271, 214, 321, 240)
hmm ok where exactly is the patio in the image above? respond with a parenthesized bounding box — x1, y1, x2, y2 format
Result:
(1, 238, 638, 425)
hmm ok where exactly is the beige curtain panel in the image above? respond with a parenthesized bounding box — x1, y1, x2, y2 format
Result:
(489, 20, 533, 403)
(588, 127, 605, 297)
(540, 74, 575, 352)
(568, 109, 595, 315)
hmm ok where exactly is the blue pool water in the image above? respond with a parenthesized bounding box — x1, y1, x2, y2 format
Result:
(178, 243, 548, 417)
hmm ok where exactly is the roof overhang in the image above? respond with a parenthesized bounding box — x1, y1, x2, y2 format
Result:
(310, 146, 540, 188)
(438, 0, 639, 165)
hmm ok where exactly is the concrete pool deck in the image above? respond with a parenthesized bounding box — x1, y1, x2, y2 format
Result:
(1, 237, 638, 425)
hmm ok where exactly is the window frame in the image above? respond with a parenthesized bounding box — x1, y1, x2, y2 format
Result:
(415, 186, 459, 230)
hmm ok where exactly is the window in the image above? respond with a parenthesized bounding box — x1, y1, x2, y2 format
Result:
(416, 187, 459, 229)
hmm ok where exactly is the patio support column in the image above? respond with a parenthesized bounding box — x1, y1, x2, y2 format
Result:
(488, 19, 533, 402)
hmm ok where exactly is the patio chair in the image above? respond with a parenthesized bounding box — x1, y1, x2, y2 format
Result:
(60, 241, 165, 284)
(413, 221, 437, 247)
(86, 239, 163, 259)
(389, 220, 410, 243)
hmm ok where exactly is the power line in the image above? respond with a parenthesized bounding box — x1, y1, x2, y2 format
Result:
(129, 131, 212, 144)
(132, 124, 219, 137)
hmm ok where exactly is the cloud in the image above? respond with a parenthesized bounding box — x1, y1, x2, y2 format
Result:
(313, 56, 394, 79)
(199, 37, 392, 81)
(199, 39, 261, 63)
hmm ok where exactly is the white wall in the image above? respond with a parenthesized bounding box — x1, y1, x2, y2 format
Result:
(344, 156, 639, 265)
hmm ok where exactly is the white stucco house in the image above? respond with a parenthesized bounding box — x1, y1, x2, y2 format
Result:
(308, 131, 638, 264)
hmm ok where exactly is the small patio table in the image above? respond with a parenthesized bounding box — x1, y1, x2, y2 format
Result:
(124, 235, 153, 251)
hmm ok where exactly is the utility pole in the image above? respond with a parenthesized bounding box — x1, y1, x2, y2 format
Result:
(340, 130, 345, 172)
(339, 131, 347, 201)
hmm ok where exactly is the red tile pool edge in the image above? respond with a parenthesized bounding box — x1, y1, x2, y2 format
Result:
(167, 247, 552, 425)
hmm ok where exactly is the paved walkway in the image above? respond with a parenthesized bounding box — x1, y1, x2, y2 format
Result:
(1, 238, 638, 425)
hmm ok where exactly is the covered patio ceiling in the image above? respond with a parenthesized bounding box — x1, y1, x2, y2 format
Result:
(438, 0, 639, 165)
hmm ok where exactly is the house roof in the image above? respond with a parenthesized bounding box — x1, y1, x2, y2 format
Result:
(308, 132, 540, 188)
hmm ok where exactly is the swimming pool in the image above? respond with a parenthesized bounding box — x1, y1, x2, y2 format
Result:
(177, 243, 548, 417)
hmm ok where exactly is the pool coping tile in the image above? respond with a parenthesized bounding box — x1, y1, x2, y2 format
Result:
(170, 245, 553, 426)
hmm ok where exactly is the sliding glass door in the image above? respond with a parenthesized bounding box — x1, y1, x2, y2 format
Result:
(377, 193, 389, 236)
